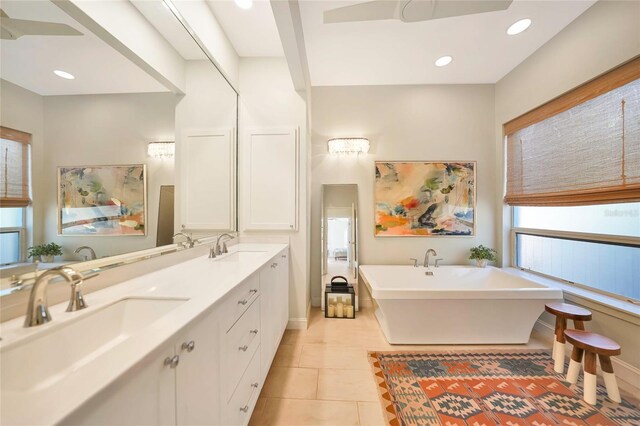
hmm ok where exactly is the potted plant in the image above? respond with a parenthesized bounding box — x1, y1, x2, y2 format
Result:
(28, 243, 63, 263)
(469, 245, 497, 268)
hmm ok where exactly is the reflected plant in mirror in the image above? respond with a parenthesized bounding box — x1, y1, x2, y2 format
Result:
(0, 0, 238, 293)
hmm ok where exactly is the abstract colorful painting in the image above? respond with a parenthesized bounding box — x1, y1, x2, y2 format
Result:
(375, 162, 475, 236)
(58, 165, 146, 236)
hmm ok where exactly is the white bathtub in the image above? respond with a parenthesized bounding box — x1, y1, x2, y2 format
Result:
(359, 265, 563, 344)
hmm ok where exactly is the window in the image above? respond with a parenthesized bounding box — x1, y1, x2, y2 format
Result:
(0, 126, 32, 264)
(504, 58, 640, 303)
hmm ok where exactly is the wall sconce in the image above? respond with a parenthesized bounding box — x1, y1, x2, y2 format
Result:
(327, 138, 370, 155)
(147, 141, 175, 159)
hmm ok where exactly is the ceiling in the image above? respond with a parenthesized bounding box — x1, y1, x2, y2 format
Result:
(206, 0, 284, 57)
(298, 0, 597, 86)
(131, 0, 206, 60)
(0, 0, 168, 96)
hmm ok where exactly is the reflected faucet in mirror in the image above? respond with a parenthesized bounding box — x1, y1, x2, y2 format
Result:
(173, 232, 194, 248)
(74, 246, 97, 261)
(24, 266, 87, 327)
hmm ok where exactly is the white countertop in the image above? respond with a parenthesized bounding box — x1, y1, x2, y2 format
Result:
(0, 243, 288, 426)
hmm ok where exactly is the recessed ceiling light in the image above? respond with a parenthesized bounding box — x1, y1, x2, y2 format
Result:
(507, 18, 532, 35)
(234, 0, 253, 9)
(435, 56, 453, 67)
(53, 70, 75, 80)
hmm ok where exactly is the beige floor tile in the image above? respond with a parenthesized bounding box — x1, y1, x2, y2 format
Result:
(261, 398, 359, 426)
(357, 402, 386, 426)
(261, 367, 319, 399)
(280, 329, 305, 345)
(248, 398, 267, 426)
(272, 344, 303, 367)
(317, 369, 379, 402)
(299, 344, 370, 369)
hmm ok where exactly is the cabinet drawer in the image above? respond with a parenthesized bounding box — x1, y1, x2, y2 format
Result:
(221, 272, 260, 332)
(226, 349, 261, 426)
(224, 298, 260, 400)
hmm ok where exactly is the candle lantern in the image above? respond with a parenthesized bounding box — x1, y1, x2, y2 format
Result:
(324, 276, 356, 319)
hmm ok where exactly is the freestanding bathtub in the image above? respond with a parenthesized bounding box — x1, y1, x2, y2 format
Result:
(359, 265, 563, 344)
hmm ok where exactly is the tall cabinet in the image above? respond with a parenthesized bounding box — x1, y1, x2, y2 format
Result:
(242, 128, 298, 231)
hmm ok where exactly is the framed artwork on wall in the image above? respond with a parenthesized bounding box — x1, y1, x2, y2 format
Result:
(58, 164, 147, 236)
(374, 161, 476, 237)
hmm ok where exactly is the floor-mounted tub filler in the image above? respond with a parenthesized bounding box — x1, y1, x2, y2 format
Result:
(359, 265, 563, 344)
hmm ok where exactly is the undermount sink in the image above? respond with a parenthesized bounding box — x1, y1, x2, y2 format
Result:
(1, 297, 187, 393)
(214, 251, 266, 262)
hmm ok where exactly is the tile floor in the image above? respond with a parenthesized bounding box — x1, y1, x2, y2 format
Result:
(249, 306, 554, 426)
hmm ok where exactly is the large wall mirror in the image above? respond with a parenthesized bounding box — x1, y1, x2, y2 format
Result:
(0, 0, 238, 294)
(320, 184, 359, 310)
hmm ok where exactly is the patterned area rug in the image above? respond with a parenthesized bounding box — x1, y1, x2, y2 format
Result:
(368, 350, 640, 426)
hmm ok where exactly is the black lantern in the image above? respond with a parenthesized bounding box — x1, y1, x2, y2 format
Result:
(324, 276, 355, 319)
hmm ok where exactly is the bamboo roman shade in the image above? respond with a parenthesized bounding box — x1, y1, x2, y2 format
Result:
(504, 58, 640, 206)
(0, 126, 31, 208)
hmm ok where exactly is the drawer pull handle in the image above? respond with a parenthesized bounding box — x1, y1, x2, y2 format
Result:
(281, 255, 286, 258)
(239, 405, 249, 413)
(181, 340, 195, 352)
(238, 299, 248, 305)
(239, 345, 249, 352)
(249, 289, 258, 294)
(271, 263, 277, 268)
(164, 355, 180, 369)
(251, 382, 259, 388)
(250, 329, 259, 335)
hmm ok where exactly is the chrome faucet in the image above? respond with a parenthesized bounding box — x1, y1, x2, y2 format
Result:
(173, 232, 194, 248)
(74, 246, 97, 261)
(424, 249, 437, 268)
(215, 233, 235, 256)
(24, 266, 86, 327)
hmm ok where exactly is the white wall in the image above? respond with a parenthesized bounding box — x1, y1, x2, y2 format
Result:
(0, 80, 45, 247)
(495, 0, 640, 370)
(42, 92, 177, 259)
(174, 60, 238, 237)
(238, 57, 309, 326)
(310, 85, 496, 305)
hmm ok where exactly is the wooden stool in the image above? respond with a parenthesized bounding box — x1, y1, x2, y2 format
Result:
(545, 302, 592, 373)
(564, 329, 622, 405)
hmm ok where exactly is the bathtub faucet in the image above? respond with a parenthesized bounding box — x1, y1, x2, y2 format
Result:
(424, 249, 437, 268)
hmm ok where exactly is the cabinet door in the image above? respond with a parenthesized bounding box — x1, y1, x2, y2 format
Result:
(277, 250, 290, 335)
(259, 261, 278, 380)
(244, 128, 298, 230)
(179, 129, 235, 231)
(62, 343, 176, 426)
(176, 308, 221, 426)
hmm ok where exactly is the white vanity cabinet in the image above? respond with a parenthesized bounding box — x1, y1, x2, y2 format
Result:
(62, 247, 289, 426)
(63, 307, 219, 426)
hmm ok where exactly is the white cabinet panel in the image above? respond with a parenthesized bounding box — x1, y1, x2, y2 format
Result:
(175, 308, 221, 426)
(244, 128, 298, 230)
(180, 129, 235, 231)
(62, 343, 176, 426)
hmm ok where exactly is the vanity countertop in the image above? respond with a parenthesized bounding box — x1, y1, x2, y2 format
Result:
(0, 242, 288, 426)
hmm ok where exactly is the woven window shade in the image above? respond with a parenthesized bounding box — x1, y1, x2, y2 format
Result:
(504, 60, 640, 206)
(0, 126, 31, 208)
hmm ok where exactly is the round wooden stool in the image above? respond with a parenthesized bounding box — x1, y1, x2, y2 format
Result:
(545, 302, 592, 373)
(564, 329, 622, 405)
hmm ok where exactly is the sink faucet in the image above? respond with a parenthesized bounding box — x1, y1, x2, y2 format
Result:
(24, 266, 86, 327)
(173, 232, 194, 248)
(424, 249, 437, 268)
(74, 246, 97, 261)
(215, 233, 235, 256)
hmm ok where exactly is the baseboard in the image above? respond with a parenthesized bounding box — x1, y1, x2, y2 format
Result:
(534, 319, 640, 390)
(287, 317, 307, 330)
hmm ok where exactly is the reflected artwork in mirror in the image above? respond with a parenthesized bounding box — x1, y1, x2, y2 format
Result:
(320, 184, 359, 311)
(0, 0, 238, 293)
